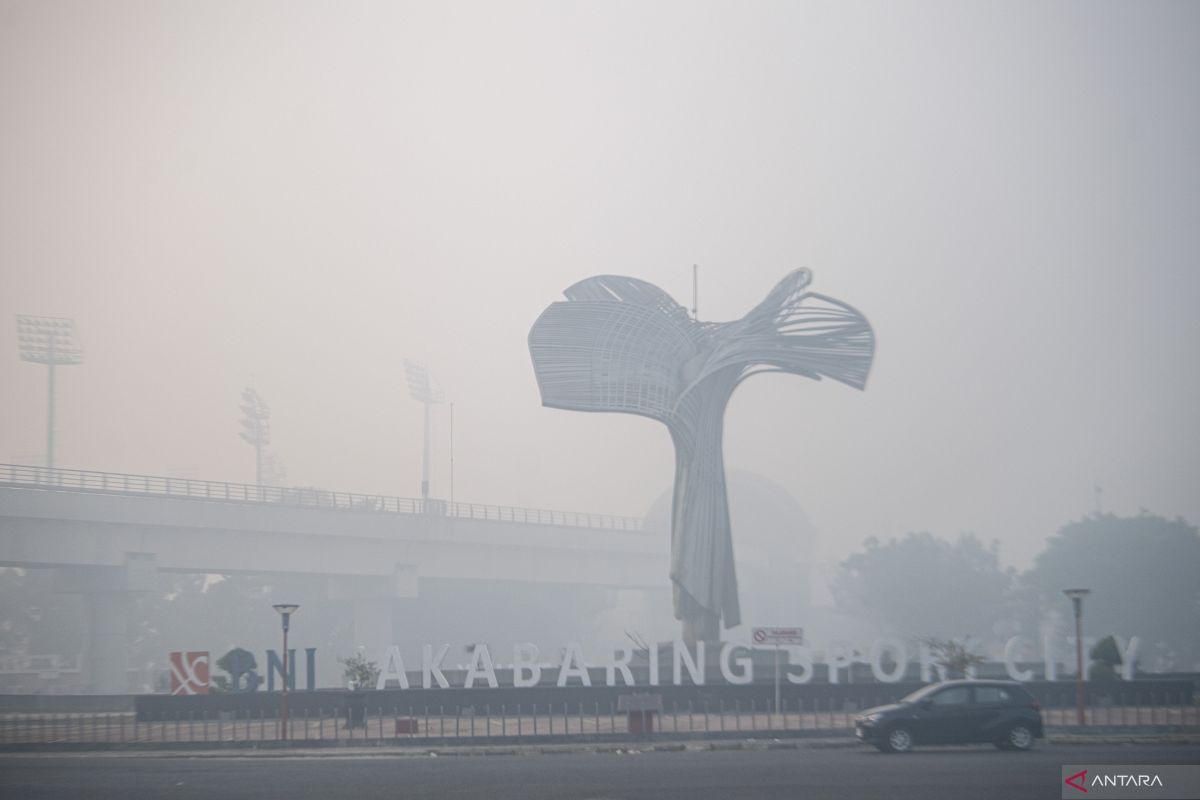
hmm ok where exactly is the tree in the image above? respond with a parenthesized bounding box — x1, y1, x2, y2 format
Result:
(0, 568, 85, 664)
(832, 532, 1015, 642)
(339, 652, 380, 691)
(922, 637, 987, 678)
(0, 569, 35, 655)
(1021, 512, 1200, 671)
(1089, 635, 1124, 683)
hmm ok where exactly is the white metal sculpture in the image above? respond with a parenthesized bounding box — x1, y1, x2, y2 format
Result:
(529, 269, 874, 643)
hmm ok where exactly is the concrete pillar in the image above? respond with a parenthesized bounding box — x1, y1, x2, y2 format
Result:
(55, 553, 156, 694)
(86, 591, 130, 694)
(328, 565, 418, 673)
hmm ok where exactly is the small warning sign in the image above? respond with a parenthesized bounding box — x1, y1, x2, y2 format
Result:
(752, 627, 804, 645)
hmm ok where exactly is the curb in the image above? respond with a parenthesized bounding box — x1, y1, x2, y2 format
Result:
(1, 733, 1195, 759)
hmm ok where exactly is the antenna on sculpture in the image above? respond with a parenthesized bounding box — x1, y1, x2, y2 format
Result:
(692, 264, 699, 319)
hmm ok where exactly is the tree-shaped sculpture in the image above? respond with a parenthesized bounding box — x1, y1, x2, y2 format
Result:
(529, 269, 874, 643)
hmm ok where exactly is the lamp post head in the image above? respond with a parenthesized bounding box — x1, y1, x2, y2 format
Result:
(1063, 588, 1089, 618)
(272, 603, 299, 631)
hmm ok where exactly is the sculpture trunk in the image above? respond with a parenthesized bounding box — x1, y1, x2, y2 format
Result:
(670, 378, 740, 645)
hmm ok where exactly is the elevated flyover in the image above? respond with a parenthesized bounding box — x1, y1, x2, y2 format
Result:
(0, 464, 665, 691)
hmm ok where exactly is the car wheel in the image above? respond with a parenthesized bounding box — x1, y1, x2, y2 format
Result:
(881, 726, 914, 754)
(1006, 723, 1034, 751)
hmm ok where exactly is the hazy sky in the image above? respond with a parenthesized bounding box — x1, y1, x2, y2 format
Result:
(2, 0, 1197, 574)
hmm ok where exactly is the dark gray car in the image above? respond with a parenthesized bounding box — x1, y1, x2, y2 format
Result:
(854, 679, 1044, 753)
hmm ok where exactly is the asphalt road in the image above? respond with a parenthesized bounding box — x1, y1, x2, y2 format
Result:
(1, 743, 1197, 800)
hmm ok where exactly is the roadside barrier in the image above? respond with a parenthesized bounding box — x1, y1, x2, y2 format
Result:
(1, 699, 1196, 747)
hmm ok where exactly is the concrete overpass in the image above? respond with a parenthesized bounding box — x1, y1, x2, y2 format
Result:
(0, 464, 666, 692)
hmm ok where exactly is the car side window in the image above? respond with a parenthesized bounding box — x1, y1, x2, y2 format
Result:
(974, 686, 1012, 705)
(929, 687, 969, 706)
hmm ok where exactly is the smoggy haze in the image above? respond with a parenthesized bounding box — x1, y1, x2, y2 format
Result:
(1, 0, 1197, 575)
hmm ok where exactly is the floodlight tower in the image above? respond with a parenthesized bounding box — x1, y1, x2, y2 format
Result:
(239, 387, 271, 486)
(403, 360, 444, 503)
(16, 315, 83, 470)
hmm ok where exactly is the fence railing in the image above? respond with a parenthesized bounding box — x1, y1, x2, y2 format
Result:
(0, 654, 81, 675)
(1, 700, 1196, 747)
(0, 464, 645, 532)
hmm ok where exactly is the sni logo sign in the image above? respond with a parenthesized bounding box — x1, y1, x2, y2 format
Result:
(169, 651, 210, 696)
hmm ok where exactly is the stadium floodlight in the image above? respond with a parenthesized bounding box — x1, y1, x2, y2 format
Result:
(16, 315, 84, 470)
(403, 360, 444, 503)
(239, 387, 271, 486)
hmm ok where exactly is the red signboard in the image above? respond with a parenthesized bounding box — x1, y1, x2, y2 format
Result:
(169, 651, 210, 695)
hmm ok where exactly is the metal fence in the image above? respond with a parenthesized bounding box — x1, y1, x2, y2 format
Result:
(0, 463, 645, 532)
(2, 700, 1197, 747)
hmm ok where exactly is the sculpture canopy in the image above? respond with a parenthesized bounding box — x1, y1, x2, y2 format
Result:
(528, 269, 874, 642)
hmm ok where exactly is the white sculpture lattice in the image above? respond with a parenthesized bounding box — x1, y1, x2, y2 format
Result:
(529, 269, 874, 642)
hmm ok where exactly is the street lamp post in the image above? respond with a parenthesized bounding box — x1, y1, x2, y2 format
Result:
(272, 604, 299, 740)
(1063, 588, 1090, 726)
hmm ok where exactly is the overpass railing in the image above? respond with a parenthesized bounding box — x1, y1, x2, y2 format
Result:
(0, 464, 645, 532)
